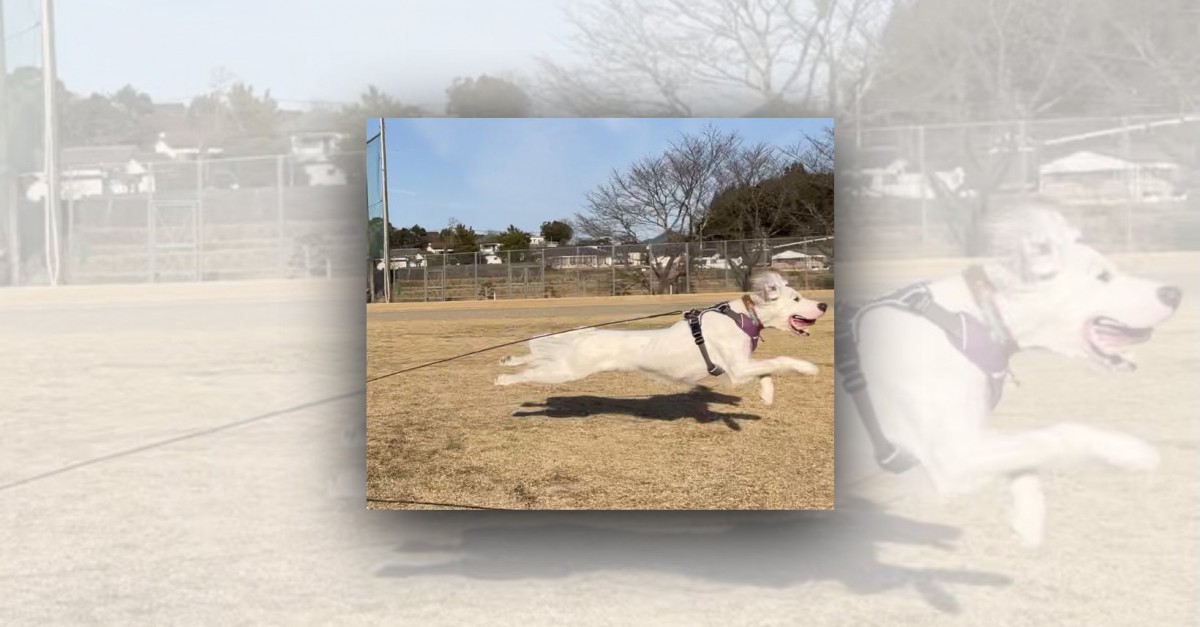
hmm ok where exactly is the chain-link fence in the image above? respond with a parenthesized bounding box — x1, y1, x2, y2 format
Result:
(841, 114, 1199, 259)
(369, 236, 834, 303)
(38, 151, 365, 284)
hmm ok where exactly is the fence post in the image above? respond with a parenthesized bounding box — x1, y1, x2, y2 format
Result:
(368, 259, 375, 301)
(277, 155, 286, 279)
(611, 243, 616, 296)
(917, 124, 927, 244)
(147, 196, 156, 282)
(1121, 118, 1133, 252)
(195, 157, 204, 281)
(684, 241, 691, 294)
(723, 241, 729, 288)
(474, 251, 479, 298)
(423, 264, 429, 302)
(647, 243, 654, 294)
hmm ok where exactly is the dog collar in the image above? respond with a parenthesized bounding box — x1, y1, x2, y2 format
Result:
(740, 295, 765, 332)
(964, 265, 1019, 355)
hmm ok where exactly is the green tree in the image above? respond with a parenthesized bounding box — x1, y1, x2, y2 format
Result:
(539, 220, 574, 245)
(497, 224, 532, 251)
(445, 75, 532, 117)
(188, 75, 284, 153)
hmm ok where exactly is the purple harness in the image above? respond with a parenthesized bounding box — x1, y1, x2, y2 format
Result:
(734, 311, 762, 351)
(851, 281, 1013, 409)
(683, 301, 762, 376)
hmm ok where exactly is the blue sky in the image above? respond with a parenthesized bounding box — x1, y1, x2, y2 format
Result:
(373, 118, 833, 234)
(3, 0, 571, 109)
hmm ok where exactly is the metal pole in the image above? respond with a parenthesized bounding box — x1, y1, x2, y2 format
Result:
(474, 250, 478, 298)
(41, 0, 61, 285)
(276, 155, 285, 278)
(0, 1, 19, 285)
(378, 118, 392, 303)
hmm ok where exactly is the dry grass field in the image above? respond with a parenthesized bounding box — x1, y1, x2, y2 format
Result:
(366, 290, 835, 510)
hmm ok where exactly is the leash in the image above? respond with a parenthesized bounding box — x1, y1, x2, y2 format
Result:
(366, 309, 685, 384)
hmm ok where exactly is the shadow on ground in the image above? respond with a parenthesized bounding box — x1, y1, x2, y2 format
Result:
(511, 386, 761, 431)
(372, 497, 1011, 614)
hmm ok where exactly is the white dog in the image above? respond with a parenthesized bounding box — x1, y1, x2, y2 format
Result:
(496, 271, 827, 405)
(839, 206, 1183, 547)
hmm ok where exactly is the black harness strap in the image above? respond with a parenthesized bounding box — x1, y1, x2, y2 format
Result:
(683, 302, 745, 377)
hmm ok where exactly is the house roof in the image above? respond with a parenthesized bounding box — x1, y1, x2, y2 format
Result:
(1040, 150, 1179, 175)
(388, 248, 425, 258)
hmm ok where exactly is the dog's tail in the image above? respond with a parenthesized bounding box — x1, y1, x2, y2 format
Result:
(500, 328, 599, 367)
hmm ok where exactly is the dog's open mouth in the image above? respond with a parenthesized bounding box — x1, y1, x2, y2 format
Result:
(789, 315, 817, 336)
(1085, 316, 1153, 370)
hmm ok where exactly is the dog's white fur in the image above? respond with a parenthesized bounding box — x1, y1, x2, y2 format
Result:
(496, 271, 827, 405)
(850, 205, 1182, 547)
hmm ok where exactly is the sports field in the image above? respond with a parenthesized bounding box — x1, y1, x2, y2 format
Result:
(366, 291, 836, 510)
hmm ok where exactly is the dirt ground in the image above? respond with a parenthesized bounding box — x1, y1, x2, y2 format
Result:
(366, 290, 836, 510)
(2, 257, 1195, 625)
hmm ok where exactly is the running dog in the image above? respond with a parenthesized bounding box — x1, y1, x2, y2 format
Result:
(838, 206, 1183, 547)
(495, 271, 827, 406)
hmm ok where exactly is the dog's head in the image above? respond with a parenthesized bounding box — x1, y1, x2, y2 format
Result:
(749, 270, 828, 336)
(987, 206, 1182, 371)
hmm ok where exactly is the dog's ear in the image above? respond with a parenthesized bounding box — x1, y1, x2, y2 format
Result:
(989, 205, 1080, 282)
(1017, 211, 1079, 281)
(751, 271, 787, 301)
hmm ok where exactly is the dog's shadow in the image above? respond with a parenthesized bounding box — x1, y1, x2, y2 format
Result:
(373, 496, 1013, 614)
(512, 386, 760, 431)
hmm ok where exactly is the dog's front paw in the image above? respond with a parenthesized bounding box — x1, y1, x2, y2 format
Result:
(759, 377, 775, 406)
(792, 360, 819, 376)
(1100, 435, 1160, 472)
(494, 375, 514, 386)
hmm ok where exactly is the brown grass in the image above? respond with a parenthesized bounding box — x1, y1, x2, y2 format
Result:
(366, 291, 835, 510)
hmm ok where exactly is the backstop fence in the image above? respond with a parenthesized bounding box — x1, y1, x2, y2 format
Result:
(369, 236, 835, 303)
(11, 151, 365, 286)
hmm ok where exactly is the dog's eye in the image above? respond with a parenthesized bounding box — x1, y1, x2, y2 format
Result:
(793, 297, 801, 302)
(1097, 270, 1113, 283)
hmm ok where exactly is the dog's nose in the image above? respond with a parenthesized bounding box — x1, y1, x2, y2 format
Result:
(1157, 286, 1182, 309)
(817, 302, 828, 312)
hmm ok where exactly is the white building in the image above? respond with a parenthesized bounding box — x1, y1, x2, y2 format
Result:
(1038, 150, 1181, 203)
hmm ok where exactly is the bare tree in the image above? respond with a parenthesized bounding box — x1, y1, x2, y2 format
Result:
(576, 125, 740, 293)
(538, 0, 896, 116)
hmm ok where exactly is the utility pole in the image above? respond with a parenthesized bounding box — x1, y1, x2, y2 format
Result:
(41, 0, 60, 285)
(378, 118, 392, 302)
(0, 0, 19, 285)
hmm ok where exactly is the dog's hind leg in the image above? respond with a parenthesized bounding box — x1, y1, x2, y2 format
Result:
(495, 364, 591, 386)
